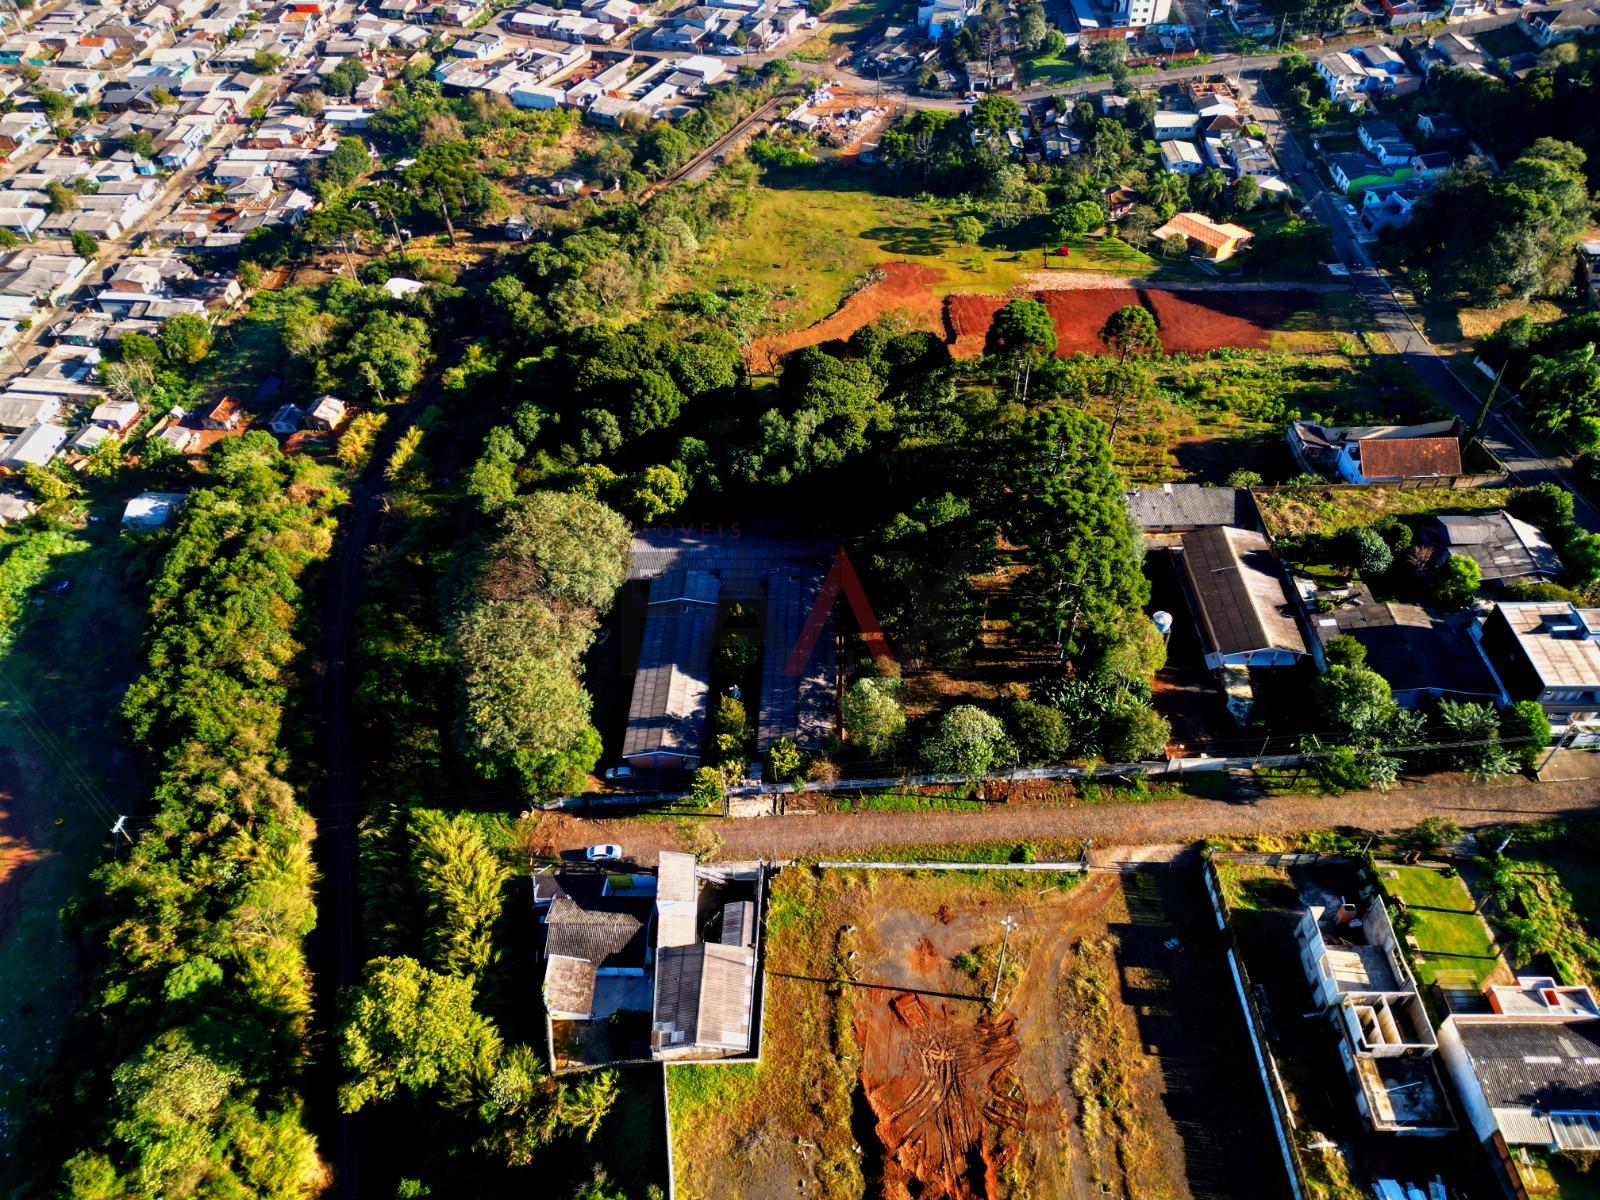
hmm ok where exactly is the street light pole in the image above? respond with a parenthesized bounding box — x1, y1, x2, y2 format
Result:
(992, 914, 1018, 1005)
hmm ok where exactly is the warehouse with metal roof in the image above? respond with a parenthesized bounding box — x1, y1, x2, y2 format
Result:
(621, 569, 721, 771)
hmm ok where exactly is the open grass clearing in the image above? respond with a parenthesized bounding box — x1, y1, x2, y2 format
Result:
(1255, 485, 1511, 540)
(668, 865, 1282, 1200)
(0, 519, 147, 1171)
(1382, 865, 1503, 988)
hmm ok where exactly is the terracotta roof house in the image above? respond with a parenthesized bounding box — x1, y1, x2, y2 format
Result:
(1288, 418, 1463, 484)
(543, 954, 598, 1020)
(1151, 211, 1254, 261)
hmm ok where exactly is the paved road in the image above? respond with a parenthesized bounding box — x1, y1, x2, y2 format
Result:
(555, 773, 1600, 863)
(1247, 72, 1600, 529)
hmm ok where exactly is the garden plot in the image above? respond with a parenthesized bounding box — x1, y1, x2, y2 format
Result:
(667, 866, 1285, 1200)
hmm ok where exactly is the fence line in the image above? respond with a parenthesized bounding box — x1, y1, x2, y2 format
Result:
(544, 752, 1309, 810)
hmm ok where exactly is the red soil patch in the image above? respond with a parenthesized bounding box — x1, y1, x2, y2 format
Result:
(0, 750, 41, 944)
(946, 287, 1316, 359)
(944, 293, 1012, 359)
(859, 993, 1026, 1200)
(746, 262, 946, 374)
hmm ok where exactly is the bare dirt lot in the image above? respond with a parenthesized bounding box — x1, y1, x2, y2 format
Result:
(947, 287, 1319, 359)
(746, 262, 946, 373)
(667, 867, 1286, 1200)
(748, 263, 1323, 370)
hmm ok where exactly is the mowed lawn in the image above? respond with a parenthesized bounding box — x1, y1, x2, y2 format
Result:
(1385, 865, 1503, 987)
(686, 180, 1161, 331)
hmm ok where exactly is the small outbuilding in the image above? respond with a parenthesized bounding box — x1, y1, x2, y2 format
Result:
(122, 490, 187, 530)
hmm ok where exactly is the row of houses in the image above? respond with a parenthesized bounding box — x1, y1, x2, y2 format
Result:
(1132, 463, 1600, 731)
(437, 44, 730, 126)
(648, 0, 808, 54)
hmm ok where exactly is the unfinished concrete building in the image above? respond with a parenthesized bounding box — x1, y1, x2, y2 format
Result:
(1298, 896, 1455, 1134)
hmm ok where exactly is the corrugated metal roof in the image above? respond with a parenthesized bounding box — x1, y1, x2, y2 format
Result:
(1437, 513, 1562, 582)
(1126, 484, 1255, 531)
(1497, 602, 1600, 689)
(758, 569, 836, 751)
(621, 569, 721, 765)
(1181, 526, 1308, 658)
(1458, 1020, 1600, 1117)
(651, 942, 756, 1054)
(1553, 1111, 1600, 1151)
(544, 894, 650, 971)
(1355, 435, 1462, 480)
(719, 900, 755, 948)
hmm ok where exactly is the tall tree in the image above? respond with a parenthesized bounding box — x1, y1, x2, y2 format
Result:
(1004, 405, 1148, 656)
(986, 297, 1057, 403)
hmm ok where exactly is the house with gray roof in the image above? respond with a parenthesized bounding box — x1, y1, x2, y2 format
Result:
(621, 569, 720, 772)
(1126, 484, 1256, 536)
(758, 568, 835, 752)
(1180, 525, 1310, 671)
(1431, 513, 1562, 585)
(1439, 981, 1600, 1159)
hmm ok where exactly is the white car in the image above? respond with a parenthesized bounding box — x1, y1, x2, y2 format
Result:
(585, 844, 623, 862)
(603, 765, 634, 781)
(1343, 202, 1358, 219)
(1208, 6, 1223, 13)
(962, 93, 979, 103)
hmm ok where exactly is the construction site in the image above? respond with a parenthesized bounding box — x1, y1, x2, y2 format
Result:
(666, 863, 1289, 1200)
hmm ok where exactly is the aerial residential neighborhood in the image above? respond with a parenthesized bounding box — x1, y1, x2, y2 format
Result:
(0, 0, 1596, 1194)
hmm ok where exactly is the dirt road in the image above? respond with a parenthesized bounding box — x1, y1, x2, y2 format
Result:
(568, 774, 1600, 863)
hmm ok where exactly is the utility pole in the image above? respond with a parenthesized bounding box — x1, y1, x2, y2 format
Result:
(991, 914, 1018, 1005)
(110, 814, 132, 845)
(1469, 360, 1507, 442)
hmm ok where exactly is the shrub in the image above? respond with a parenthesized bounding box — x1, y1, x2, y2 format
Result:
(1433, 554, 1481, 609)
(1344, 526, 1392, 576)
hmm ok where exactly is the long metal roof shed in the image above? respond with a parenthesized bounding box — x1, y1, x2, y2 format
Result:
(757, 568, 836, 752)
(621, 569, 720, 771)
(1180, 525, 1309, 668)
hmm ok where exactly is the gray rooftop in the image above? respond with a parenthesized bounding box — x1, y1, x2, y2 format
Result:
(651, 942, 757, 1055)
(544, 893, 651, 972)
(1435, 512, 1563, 582)
(626, 527, 835, 598)
(757, 568, 836, 752)
(1181, 526, 1308, 658)
(621, 569, 720, 766)
(1496, 602, 1600, 689)
(1455, 1019, 1600, 1114)
(1316, 602, 1503, 702)
(543, 954, 597, 1017)
(1126, 484, 1255, 532)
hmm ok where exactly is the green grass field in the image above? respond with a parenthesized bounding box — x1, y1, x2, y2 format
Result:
(1385, 865, 1502, 987)
(0, 518, 147, 1173)
(688, 178, 1165, 332)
